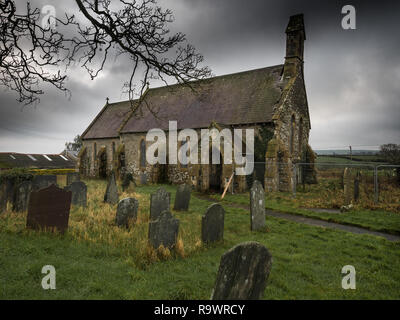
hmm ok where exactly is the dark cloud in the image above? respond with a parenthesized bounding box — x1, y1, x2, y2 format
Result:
(1, 0, 399, 153)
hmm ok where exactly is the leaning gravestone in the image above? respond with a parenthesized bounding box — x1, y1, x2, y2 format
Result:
(64, 181, 87, 207)
(13, 180, 33, 212)
(343, 167, 352, 206)
(66, 172, 80, 186)
(150, 187, 171, 221)
(173, 184, 191, 211)
(26, 184, 72, 233)
(115, 198, 139, 227)
(211, 241, 273, 300)
(202, 203, 225, 244)
(104, 172, 119, 205)
(250, 180, 265, 231)
(32, 175, 57, 191)
(148, 210, 179, 249)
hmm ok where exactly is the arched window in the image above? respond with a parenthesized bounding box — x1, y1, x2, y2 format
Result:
(290, 115, 295, 155)
(112, 142, 116, 159)
(298, 118, 303, 155)
(94, 142, 97, 159)
(140, 139, 146, 167)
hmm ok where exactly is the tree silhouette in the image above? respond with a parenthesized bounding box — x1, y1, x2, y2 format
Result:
(0, 0, 211, 105)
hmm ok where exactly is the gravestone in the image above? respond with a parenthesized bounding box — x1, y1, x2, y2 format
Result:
(140, 172, 148, 185)
(104, 172, 119, 205)
(354, 171, 361, 202)
(64, 181, 87, 207)
(211, 241, 273, 300)
(343, 167, 352, 206)
(121, 172, 134, 191)
(0, 182, 7, 213)
(115, 197, 139, 227)
(148, 210, 179, 249)
(66, 172, 80, 186)
(32, 175, 57, 191)
(202, 203, 225, 243)
(26, 184, 71, 233)
(150, 187, 171, 221)
(13, 180, 33, 212)
(250, 180, 265, 231)
(173, 184, 191, 211)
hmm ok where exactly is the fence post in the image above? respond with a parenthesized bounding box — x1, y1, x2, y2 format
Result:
(292, 163, 297, 198)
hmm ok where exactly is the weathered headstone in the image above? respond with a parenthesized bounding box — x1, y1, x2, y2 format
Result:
(250, 180, 265, 231)
(202, 203, 225, 243)
(32, 175, 57, 191)
(173, 184, 191, 211)
(26, 184, 71, 233)
(354, 171, 361, 202)
(121, 172, 134, 191)
(115, 197, 139, 227)
(64, 181, 87, 207)
(148, 210, 179, 249)
(343, 167, 352, 206)
(13, 180, 33, 212)
(140, 172, 148, 185)
(211, 241, 273, 300)
(104, 172, 119, 205)
(0, 182, 7, 213)
(150, 187, 171, 221)
(66, 172, 80, 186)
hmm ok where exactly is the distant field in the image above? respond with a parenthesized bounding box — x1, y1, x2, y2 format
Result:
(316, 155, 386, 165)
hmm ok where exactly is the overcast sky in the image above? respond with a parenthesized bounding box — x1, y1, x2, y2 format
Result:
(0, 0, 399, 153)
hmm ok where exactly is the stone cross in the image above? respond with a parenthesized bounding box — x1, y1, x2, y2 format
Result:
(64, 181, 87, 207)
(148, 210, 179, 249)
(211, 241, 273, 300)
(26, 184, 72, 233)
(104, 172, 119, 205)
(250, 180, 266, 231)
(150, 187, 171, 221)
(115, 197, 139, 228)
(201, 203, 225, 244)
(13, 180, 33, 212)
(66, 172, 80, 186)
(173, 184, 191, 211)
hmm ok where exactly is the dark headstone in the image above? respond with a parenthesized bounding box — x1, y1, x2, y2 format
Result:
(104, 172, 119, 205)
(66, 172, 80, 186)
(13, 180, 33, 212)
(211, 241, 273, 300)
(26, 184, 71, 233)
(148, 210, 179, 249)
(202, 203, 225, 244)
(32, 175, 57, 191)
(115, 197, 139, 227)
(173, 184, 191, 211)
(0, 182, 7, 213)
(150, 187, 171, 221)
(140, 172, 148, 185)
(250, 180, 265, 231)
(121, 172, 134, 191)
(354, 171, 360, 202)
(64, 181, 87, 207)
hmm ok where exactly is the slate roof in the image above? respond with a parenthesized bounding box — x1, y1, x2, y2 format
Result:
(82, 65, 285, 138)
(0, 153, 76, 169)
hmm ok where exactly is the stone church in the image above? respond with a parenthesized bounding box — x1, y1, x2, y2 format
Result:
(79, 14, 315, 193)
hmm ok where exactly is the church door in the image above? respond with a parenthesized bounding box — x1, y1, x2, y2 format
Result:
(209, 149, 222, 192)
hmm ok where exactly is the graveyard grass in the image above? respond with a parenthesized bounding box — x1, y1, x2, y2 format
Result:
(1, 178, 400, 299)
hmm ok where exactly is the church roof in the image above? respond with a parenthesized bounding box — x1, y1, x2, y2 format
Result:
(82, 64, 285, 139)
